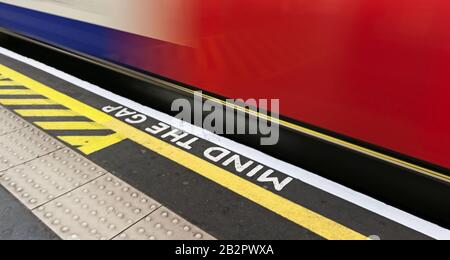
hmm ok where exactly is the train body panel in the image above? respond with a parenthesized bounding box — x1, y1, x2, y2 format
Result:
(1, 1, 450, 168)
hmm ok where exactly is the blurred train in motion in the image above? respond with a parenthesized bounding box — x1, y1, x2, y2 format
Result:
(1, 0, 450, 171)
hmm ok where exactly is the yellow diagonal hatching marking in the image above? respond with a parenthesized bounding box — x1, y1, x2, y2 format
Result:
(58, 134, 126, 155)
(35, 121, 108, 130)
(0, 89, 36, 95)
(0, 80, 20, 86)
(0, 64, 367, 240)
(15, 109, 79, 117)
(0, 99, 58, 105)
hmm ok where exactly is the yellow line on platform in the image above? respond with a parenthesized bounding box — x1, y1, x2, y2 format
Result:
(0, 99, 58, 105)
(0, 80, 20, 86)
(35, 121, 108, 130)
(0, 89, 36, 95)
(15, 109, 79, 117)
(0, 64, 367, 240)
(58, 134, 126, 155)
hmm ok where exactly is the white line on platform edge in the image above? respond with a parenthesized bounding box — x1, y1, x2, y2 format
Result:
(0, 46, 448, 240)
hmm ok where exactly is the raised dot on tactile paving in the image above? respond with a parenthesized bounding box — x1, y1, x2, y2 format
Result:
(60, 226, 70, 233)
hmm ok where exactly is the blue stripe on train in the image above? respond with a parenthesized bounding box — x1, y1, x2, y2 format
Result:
(0, 2, 121, 60)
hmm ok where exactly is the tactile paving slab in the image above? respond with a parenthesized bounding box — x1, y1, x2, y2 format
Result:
(0, 185, 60, 240)
(0, 108, 28, 136)
(33, 173, 161, 240)
(115, 207, 215, 240)
(0, 126, 63, 172)
(0, 148, 106, 209)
